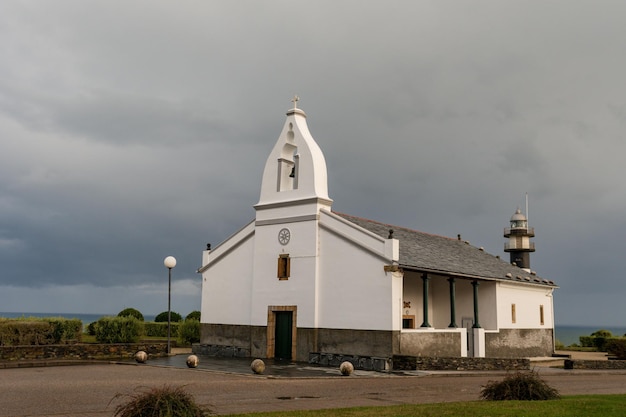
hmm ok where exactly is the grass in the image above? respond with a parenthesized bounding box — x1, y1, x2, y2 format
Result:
(224, 395, 626, 417)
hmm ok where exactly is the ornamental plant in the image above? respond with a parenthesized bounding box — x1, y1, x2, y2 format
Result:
(185, 311, 201, 321)
(480, 371, 560, 401)
(118, 308, 145, 321)
(113, 385, 207, 417)
(155, 311, 182, 323)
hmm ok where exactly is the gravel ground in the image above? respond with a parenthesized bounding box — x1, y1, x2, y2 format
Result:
(1, 356, 626, 417)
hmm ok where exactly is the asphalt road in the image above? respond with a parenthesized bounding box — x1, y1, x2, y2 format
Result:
(2, 363, 626, 416)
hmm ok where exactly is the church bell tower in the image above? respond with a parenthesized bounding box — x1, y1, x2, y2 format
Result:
(504, 208, 535, 270)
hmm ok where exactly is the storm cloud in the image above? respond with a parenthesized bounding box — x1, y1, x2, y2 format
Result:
(1, 1, 625, 324)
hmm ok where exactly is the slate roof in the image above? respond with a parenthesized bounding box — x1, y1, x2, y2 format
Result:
(334, 212, 556, 287)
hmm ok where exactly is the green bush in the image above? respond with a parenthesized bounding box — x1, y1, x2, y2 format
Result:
(94, 317, 144, 343)
(155, 311, 182, 323)
(607, 338, 626, 359)
(178, 319, 200, 345)
(579, 330, 617, 351)
(48, 318, 83, 342)
(592, 329, 613, 338)
(480, 371, 560, 401)
(87, 321, 97, 336)
(144, 322, 180, 338)
(185, 311, 201, 321)
(0, 318, 82, 346)
(118, 308, 145, 321)
(579, 336, 594, 347)
(555, 339, 565, 350)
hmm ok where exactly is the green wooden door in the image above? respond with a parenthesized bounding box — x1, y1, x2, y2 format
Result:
(274, 311, 293, 360)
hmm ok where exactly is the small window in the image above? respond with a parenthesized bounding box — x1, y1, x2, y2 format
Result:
(402, 315, 415, 329)
(539, 305, 545, 325)
(277, 254, 290, 280)
(511, 304, 516, 324)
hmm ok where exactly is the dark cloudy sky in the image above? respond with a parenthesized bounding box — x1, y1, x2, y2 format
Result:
(1, 1, 625, 325)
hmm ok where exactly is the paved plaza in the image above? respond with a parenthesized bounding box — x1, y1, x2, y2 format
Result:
(2, 355, 626, 416)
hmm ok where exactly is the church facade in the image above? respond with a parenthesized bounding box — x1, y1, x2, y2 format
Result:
(197, 102, 557, 364)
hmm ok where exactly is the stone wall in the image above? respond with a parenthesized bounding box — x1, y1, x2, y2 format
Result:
(199, 323, 396, 362)
(198, 323, 262, 358)
(193, 344, 250, 357)
(399, 331, 462, 357)
(303, 328, 396, 359)
(564, 359, 626, 370)
(0, 343, 167, 362)
(485, 328, 554, 358)
(308, 352, 390, 371)
(392, 355, 530, 371)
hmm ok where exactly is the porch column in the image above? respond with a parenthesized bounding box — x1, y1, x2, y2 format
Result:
(421, 273, 431, 327)
(472, 280, 481, 328)
(448, 277, 457, 328)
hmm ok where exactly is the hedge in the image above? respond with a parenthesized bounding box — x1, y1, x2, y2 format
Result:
(607, 339, 626, 359)
(0, 317, 82, 346)
(144, 322, 180, 338)
(178, 319, 200, 345)
(579, 336, 621, 351)
(94, 316, 144, 343)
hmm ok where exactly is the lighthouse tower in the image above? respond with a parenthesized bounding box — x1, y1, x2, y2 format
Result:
(504, 208, 535, 270)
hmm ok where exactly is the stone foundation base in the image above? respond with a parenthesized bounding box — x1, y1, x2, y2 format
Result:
(308, 352, 390, 371)
(193, 344, 250, 357)
(565, 359, 626, 369)
(0, 343, 168, 362)
(392, 355, 530, 371)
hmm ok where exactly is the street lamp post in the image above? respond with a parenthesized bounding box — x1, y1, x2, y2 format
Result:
(163, 256, 177, 354)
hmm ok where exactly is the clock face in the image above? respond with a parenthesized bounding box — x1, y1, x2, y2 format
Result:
(278, 228, 291, 245)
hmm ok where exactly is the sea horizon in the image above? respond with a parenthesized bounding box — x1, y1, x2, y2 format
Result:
(0, 311, 156, 325)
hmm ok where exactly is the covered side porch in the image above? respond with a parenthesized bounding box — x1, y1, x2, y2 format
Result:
(399, 269, 494, 358)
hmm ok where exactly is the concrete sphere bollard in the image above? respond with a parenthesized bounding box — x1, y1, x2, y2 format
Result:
(186, 355, 199, 368)
(339, 361, 354, 376)
(251, 359, 266, 374)
(135, 351, 148, 363)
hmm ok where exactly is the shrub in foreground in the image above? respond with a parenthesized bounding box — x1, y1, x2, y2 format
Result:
(480, 371, 560, 401)
(114, 385, 207, 417)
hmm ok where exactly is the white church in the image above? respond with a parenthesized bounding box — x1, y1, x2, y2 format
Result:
(197, 100, 557, 365)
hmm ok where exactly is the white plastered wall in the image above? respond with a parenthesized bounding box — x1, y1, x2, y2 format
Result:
(249, 219, 320, 327)
(200, 224, 255, 325)
(496, 282, 554, 329)
(317, 211, 400, 331)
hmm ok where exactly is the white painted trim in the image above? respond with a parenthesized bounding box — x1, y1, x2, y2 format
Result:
(254, 197, 333, 211)
(197, 221, 255, 273)
(320, 210, 386, 243)
(255, 214, 319, 226)
(473, 328, 486, 357)
(320, 222, 392, 262)
(401, 265, 557, 288)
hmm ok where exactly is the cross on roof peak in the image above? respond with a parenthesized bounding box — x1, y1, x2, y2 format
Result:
(291, 95, 299, 109)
